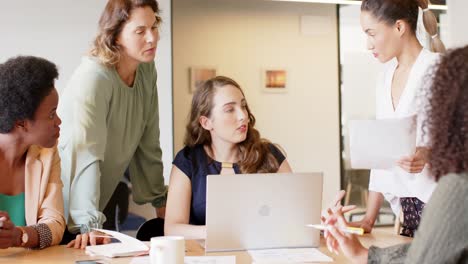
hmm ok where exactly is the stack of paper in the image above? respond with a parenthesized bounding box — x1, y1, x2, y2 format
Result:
(248, 248, 333, 263)
(85, 229, 149, 258)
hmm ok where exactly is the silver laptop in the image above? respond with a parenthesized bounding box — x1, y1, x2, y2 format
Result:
(205, 172, 323, 252)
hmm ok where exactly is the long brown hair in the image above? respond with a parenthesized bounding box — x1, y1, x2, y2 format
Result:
(184, 76, 281, 173)
(90, 0, 161, 67)
(361, 0, 446, 53)
(424, 46, 468, 181)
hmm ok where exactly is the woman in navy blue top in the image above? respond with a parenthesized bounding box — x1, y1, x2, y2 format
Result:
(165, 76, 292, 239)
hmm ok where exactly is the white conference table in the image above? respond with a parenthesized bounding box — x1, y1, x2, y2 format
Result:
(0, 227, 412, 263)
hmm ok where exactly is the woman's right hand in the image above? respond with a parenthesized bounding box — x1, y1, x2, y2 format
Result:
(66, 231, 111, 249)
(321, 190, 357, 223)
(0, 212, 21, 249)
(397, 147, 428, 173)
(321, 191, 374, 233)
(324, 209, 369, 263)
(347, 218, 374, 233)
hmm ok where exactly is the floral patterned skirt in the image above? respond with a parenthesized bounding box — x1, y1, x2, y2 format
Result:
(400, 197, 426, 237)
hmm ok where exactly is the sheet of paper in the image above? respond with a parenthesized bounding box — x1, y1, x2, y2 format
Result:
(185, 256, 236, 264)
(85, 228, 149, 258)
(194, 239, 206, 248)
(248, 248, 333, 263)
(349, 116, 417, 169)
(93, 228, 149, 250)
(130, 256, 236, 264)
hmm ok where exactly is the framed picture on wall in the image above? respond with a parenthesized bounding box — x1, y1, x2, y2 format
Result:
(262, 69, 288, 93)
(190, 66, 217, 93)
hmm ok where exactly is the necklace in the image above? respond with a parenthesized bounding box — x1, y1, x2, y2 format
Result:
(221, 162, 234, 169)
(205, 145, 238, 174)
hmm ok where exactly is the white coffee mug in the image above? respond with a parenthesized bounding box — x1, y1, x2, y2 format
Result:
(150, 236, 185, 264)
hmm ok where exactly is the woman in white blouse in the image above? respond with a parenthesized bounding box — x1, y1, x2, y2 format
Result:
(345, 0, 446, 237)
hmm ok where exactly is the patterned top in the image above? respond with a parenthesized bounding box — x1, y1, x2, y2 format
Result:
(368, 173, 468, 263)
(173, 144, 286, 225)
(33, 223, 53, 249)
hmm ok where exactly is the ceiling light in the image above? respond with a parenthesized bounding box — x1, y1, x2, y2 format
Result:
(270, 0, 448, 10)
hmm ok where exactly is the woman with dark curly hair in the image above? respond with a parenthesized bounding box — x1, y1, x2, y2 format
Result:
(0, 56, 65, 249)
(164, 76, 292, 238)
(58, 0, 167, 248)
(323, 46, 468, 264)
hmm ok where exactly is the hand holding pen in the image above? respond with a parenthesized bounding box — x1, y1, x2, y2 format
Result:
(307, 224, 365, 235)
(321, 207, 369, 261)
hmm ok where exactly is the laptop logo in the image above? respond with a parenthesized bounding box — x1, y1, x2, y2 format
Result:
(258, 204, 271, 217)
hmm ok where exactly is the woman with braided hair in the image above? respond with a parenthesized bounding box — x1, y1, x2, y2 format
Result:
(323, 0, 446, 237)
(323, 45, 468, 264)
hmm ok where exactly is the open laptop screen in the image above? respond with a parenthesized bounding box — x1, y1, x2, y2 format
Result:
(205, 172, 323, 252)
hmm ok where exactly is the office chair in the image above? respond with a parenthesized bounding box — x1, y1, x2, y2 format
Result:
(136, 218, 165, 241)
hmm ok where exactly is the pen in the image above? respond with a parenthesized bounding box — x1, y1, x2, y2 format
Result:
(306, 224, 364, 235)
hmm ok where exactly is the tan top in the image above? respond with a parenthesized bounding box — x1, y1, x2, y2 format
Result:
(25, 145, 66, 246)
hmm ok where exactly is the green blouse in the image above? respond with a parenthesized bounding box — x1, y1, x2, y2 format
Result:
(0, 192, 26, 226)
(58, 57, 167, 233)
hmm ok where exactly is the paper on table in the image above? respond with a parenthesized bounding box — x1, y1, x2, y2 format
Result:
(248, 248, 333, 263)
(185, 256, 236, 264)
(349, 115, 417, 170)
(130, 255, 236, 264)
(85, 228, 149, 258)
(194, 239, 206, 248)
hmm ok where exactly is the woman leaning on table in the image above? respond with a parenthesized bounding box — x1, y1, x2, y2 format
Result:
(324, 45, 468, 264)
(58, 0, 167, 248)
(0, 56, 65, 249)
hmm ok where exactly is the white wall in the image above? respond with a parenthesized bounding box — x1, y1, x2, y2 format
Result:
(173, 0, 341, 206)
(0, 0, 106, 91)
(0, 0, 173, 182)
(155, 0, 174, 182)
(447, 0, 468, 47)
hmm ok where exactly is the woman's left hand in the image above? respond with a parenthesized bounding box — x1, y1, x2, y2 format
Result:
(397, 147, 429, 173)
(67, 231, 111, 249)
(156, 207, 166, 219)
